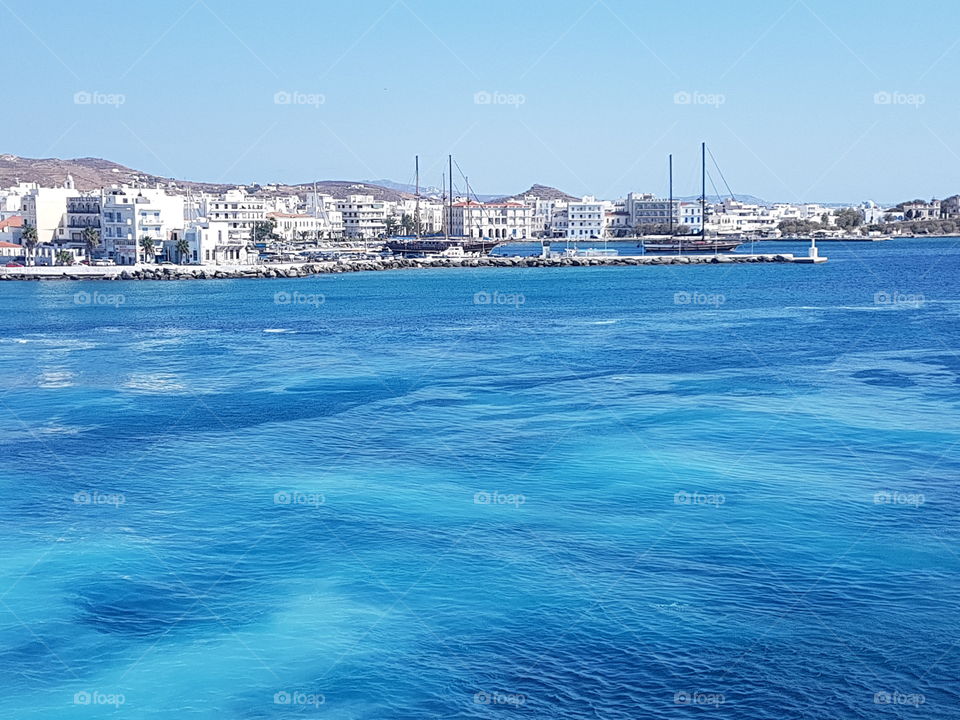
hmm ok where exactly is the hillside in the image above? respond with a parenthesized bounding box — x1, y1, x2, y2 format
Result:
(0, 155, 414, 201)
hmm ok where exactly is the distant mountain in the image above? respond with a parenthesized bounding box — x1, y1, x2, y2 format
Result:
(0, 155, 414, 201)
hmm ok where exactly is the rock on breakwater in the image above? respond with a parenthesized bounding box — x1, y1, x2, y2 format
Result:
(0, 253, 808, 281)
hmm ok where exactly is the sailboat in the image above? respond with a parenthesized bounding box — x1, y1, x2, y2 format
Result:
(385, 155, 501, 256)
(641, 143, 742, 253)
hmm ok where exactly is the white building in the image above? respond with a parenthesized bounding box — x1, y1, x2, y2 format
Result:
(100, 187, 185, 264)
(268, 212, 325, 242)
(19, 180, 77, 243)
(181, 221, 257, 265)
(207, 189, 266, 243)
(335, 195, 386, 238)
(304, 193, 344, 238)
(563, 197, 606, 239)
(447, 200, 533, 239)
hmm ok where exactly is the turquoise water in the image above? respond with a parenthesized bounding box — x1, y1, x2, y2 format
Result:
(1, 239, 958, 718)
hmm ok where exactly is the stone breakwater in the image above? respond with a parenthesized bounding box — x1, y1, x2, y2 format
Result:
(0, 253, 809, 281)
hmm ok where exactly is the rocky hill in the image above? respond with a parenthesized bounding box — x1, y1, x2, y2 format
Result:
(0, 154, 414, 201)
(493, 184, 579, 203)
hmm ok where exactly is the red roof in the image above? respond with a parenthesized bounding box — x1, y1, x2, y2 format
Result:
(451, 201, 524, 208)
(0, 215, 24, 230)
(0, 241, 21, 248)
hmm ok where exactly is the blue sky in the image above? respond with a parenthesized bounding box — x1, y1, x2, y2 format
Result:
(3, 0, 957, 203)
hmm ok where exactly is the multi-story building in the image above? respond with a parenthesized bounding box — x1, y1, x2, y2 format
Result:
(304, 193, 344, 238)
(626, 193, 674, 229)
(100, 187, 185, 264)
(563, 197, 606, 239)
(902, 199, 941, 221)
(207, 189, 266, 243)
(55, 193, 102, 248)
(268, 212, 325, 242)
(335, 195, 386, 238)
(710, 200, 777, 236)
(447, 200, 533, 240)
(19, 180, 76, 243)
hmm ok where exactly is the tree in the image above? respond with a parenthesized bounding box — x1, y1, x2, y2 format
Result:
(175, 238, 191, 264)
(385, 216, 399, 236)
(251, 220, 277, 245)
(834, 208, 862, 231)
(297, 230, 311, 244)
(21, 222, 38, 265)
(399, 213, 414, 235)
(139, 236, 156, 264)
(55, 250, 74, 266)
(82, 226, 101, 261)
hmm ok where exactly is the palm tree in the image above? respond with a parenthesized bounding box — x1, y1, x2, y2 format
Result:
(82, 227, 100, 262)
(175, 238, 191, 264)
(21, 222, 38, 266)
(297, 230, 311, 244)
(139, 236, 156, 264)
(55, 250, 74, 266)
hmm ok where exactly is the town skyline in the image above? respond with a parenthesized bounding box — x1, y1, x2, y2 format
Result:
(3, 0, 960, 203)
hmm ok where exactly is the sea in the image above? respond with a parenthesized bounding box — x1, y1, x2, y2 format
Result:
(0, 238, 958, 718)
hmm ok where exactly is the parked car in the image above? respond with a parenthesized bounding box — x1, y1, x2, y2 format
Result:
(5, 262, 24, 267)
(92, 259, 116, 266)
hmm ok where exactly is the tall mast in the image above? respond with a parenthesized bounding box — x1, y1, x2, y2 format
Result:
(442, 172, 447, 240)
(448, 154, 453, 238)
(414, 155, 420, 240)
(668, 154, 673, 237)
(700, 142, 706, 240)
